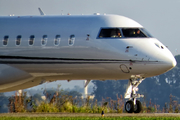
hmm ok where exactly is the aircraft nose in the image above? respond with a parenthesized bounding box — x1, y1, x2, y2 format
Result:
(172, 57, 177, 68)
(163, 54, 177, 71)
(149, 54, 177, 77)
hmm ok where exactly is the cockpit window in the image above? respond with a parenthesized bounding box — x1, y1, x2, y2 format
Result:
(139, 28, 153, 37)
(98, 28, 122, 38)
(122, 28, 146, 37)
(97, 28, 153, 38)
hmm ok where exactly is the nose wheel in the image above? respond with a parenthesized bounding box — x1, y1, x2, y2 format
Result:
(124, 76, 145, 113)
(134, 100, 142, 113)
(125, 100, 142, 113)
(125, 100, 134, 113)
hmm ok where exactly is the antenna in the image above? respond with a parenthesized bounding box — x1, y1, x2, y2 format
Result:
(38, 8, 45, 15)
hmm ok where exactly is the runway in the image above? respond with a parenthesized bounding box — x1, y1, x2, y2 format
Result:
(0, 113, 180, 117)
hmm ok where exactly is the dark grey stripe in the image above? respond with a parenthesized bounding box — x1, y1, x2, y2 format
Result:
(0, 55, 158, 64)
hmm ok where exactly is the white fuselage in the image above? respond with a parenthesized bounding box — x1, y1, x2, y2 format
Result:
(0, 14, 176, 92)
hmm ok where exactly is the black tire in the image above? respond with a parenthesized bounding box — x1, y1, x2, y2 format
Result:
(134, 100, 142, 113)
(125, 100, 134, 113)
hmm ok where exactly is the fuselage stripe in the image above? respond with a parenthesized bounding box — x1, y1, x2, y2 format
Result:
(0, 55, 158, 64)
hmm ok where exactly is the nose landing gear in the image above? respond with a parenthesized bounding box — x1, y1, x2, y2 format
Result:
(124, 76, 145, 113)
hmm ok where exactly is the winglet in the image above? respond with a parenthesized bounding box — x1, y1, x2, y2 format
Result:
(38, 8, 45, 15)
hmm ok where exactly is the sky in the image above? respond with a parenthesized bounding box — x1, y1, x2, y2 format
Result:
(0, 0, 180, 91)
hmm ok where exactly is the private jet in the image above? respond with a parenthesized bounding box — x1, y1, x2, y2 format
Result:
(0, 11, 176, 113)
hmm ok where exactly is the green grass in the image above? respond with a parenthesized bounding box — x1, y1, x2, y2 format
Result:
(0, 117, 180, 120)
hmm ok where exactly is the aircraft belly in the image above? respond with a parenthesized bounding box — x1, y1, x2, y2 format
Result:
(7, 61, 163, 80)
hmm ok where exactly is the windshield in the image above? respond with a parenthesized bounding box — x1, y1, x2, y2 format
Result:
(99, 28, 122, 38)
(139, 28, 153, 37)
(98, 28, 153, 38)
(122, 28, 146, 37)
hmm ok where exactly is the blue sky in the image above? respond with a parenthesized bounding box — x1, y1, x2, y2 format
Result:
(0, 0, 180, 91)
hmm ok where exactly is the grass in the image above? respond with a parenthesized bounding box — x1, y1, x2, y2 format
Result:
(7, 87, 180, 113)
(0, 117, 180, 120)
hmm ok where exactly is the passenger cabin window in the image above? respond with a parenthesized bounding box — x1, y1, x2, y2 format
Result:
(68, 35, 75, 46)
(16, 35, 21, 46)
(29, 35, 35, 46)
(54, 35, 61, 46)
(3, 35, 9, 46)
(122, 28, 146, 37)
(99, 28, 122, 38)
(42, 35, 47, 46)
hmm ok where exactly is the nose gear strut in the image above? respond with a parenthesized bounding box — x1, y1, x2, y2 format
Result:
(124, 75, 145, 113)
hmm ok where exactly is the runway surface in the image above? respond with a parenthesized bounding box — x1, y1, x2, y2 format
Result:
(0, 113, 180, 117)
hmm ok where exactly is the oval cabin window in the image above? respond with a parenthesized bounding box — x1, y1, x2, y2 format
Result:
(3, 35, 9, 46)
(54, 35, 60, 46)
(29, 35, 35, 46)
(68, 35, 75, 46)
(42, 35, 48, 46)
(16, 35, 21, 46)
